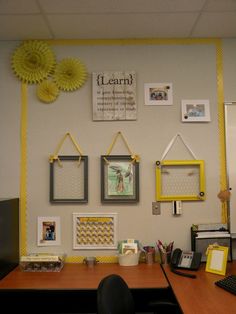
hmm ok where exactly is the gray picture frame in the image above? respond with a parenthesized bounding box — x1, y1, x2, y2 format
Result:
(50, 155, 88, 203)
(101, 155, 139, 203)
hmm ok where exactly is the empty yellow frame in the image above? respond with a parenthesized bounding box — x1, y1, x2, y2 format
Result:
(156, 160, 205, 201)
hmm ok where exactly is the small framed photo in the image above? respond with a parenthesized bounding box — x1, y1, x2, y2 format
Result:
(181, 99, 211, 122)
(50, 155, 88, 203)
(144, 83, 173, 106)
(205, 245, 229, 276)
(73, 213, 118, 250)
(37, 216, 61, 246)
(101, 155, 139, 203)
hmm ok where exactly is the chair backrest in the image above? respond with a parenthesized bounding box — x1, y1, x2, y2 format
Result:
(97, 274, 135, 314)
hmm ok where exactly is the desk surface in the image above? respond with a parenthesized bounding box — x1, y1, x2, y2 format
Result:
(3, 262, 236, 313)
(0, 263, 168, 290)
(163, 262, 236, 314)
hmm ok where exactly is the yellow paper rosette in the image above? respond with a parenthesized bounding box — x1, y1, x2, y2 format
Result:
(53, 58, 87, 91)
(12, 40, 56, 84)
(36, 80, 60, 103)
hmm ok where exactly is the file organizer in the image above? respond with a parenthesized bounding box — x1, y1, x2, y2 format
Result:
(191, 224, 232, 262)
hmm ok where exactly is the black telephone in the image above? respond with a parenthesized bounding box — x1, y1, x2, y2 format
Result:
(170, 248, 202, 279)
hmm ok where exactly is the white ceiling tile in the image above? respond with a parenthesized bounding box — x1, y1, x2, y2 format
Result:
(204, 0, 236, 12)
(38, 0, 112, 13)
(0, 0, 40, 14)
(0, 15, 52, 40)
(38, 0, 206, 14)
(143, 0, 206, 12)
(48, 13, 198, 39)
(0, 0, 235, 40)
(192, 12, 236, 37)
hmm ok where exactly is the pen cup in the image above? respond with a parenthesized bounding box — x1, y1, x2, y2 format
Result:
(145, 251, 155, 264)
(159, 251, 171, 265)
(83, 256, 98, 267)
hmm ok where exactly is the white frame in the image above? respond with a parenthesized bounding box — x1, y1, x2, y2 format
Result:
(37, 216, 61, 246)
(144, 83, 173, 106)
(73, 213, 118, 250)
(181, 99, 211, 122)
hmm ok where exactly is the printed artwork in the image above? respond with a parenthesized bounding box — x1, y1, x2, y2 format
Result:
(145, 83, 173, 106)
(108, 162, 134, 196)
(37, 216, 61, 246)
(185, 104, 205, 117)
(101, 155, 139, 203)
(42, 221, 56, 241)
(181, 99, 211, 122)
(73, 213, 117, 249)
(92, 71, 137, 121)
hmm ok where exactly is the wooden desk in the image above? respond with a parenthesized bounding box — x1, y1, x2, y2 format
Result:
(0, 263, 168, 289)
(162, 262, 236, 314)
(0, 263, 173, 313)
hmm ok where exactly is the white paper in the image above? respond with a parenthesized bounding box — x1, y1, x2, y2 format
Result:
(210, 250, 224, 271)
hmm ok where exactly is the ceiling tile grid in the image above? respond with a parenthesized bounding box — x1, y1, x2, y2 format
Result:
(0, 0, 236, 40)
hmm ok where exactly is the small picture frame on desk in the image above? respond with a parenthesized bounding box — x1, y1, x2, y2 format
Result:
(205, 245, 228, 276)
(37, 216, 61, 246)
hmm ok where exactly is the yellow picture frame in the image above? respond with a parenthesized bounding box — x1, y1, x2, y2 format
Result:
(156, 160, 205, 201)
(205, 245, 229, 276)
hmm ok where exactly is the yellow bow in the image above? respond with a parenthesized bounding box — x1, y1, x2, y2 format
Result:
(205, 243, 219, 256)
(49, 155, 63, 167)
(131, 154, 140, 163)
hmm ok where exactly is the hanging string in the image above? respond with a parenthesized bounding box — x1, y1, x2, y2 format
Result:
(161, 133, 197, 161)
(103, 131, 140, 164)
(49, 132, 84, 167)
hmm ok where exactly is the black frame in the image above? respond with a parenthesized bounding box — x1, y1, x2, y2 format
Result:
(50, 155, 88, 203)
(101, 155, 139, 203)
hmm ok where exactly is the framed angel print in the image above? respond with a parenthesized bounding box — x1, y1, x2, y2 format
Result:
(50, 155, 88, 203)
(101, 155, 139, 203)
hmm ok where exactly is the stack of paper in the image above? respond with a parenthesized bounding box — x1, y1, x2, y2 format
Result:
(20, 253, 65, 262)
(196, 231, 230, 239)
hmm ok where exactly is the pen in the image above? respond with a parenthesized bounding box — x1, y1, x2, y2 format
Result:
(167, 241, 174, 252)
(157, 240, 165, 253)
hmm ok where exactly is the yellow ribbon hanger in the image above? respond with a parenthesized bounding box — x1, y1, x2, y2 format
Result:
(103, 131, 140, 164)
(49, 132, 84, 167)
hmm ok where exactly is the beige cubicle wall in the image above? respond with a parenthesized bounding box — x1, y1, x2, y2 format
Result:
(1, 38, 236, 260)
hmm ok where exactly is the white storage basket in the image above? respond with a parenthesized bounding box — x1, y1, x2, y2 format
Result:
(118, 252, 140, 266)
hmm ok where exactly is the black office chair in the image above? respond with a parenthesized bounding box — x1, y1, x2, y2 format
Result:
(97, 274, 135, 314)
(97, 274, 180, 314)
